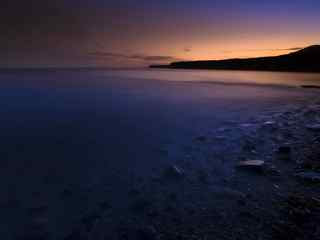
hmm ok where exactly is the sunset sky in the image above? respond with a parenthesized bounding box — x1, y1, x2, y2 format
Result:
(1, 0, 320, 68)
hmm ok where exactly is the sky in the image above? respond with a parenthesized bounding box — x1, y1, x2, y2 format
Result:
(1, 0, 320, 68)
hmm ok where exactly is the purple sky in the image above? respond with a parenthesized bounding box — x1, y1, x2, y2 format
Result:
(1, 0, 319, 67)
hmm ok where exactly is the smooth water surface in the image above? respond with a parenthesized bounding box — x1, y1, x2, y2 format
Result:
(0, 68, 319, 239)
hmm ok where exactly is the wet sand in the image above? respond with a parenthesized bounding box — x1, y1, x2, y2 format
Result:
(0, 70, 320, 239)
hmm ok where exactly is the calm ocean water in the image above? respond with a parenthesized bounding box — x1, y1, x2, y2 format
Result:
(104, 68, 320, 87)
(0, 68, 319, 88)
(0, 68, 319, 238)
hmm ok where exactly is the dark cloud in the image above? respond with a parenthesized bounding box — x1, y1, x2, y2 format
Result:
(284, 47, 303, 51)
(0, 1, 84, 35)
(0, 1, 95, 58)
(262, 47, 303, 51)
(222, 47, 303, 54)
(0, 0, 318, 67)
(89, 52, 182, 62)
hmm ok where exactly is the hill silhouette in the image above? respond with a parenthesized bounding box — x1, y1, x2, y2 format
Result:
(151, 45, 320, 72)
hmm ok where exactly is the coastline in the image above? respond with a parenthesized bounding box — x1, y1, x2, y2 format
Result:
(0, 71, 319, 239)
(101, 94, 320, 240)
(150, 64, 320, 74)
(65, 91, 320, 240)
(150, 45, 320, 74)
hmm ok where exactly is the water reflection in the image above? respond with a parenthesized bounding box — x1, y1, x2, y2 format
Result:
(0, 68, 319, 88)
(103, 69, 320, 87)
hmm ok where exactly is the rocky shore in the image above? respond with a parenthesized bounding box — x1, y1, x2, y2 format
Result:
(8, 85, 320, 240)
(58, 98, 320, 240)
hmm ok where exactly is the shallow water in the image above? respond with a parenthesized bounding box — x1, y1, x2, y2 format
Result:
(0, 69, 319, 239)
(1, 68, 320, 88)
(103, 68, 320, 87)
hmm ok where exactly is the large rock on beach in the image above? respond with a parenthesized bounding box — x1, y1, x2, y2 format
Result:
(237, 160, 265, 172)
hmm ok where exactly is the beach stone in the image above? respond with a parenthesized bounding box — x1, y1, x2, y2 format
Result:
(295, 171, 320, 183)
(16, 232, 50, 240)
(217, 127, 229, 132)
(213, 135, 227, 141)
(129, 188, 141, 197)
(31, 217, 49, 227)
(306, 124, 320, 131)
(242, 139, 255, 152)
(147, 209, 160, 218)
(309, 104, 320, 111)
(237, 160, 265, 172)
(81, 212, 101, 232)
(303, 109, 318, 117)
(209, 186, 246, 199)
(197, 169, 210, 184)
(26, 204, 48, 217)
(278, 146, 291, 154)
(240, 123, 256, 128)
(61, 188, 73, 198)
(99, 200, 111, 211)
(194, 136, 207, 142)
(163, 165, 184, 179)
(265, 165, 281, 176)
(17, 219, 50, 240)
(277, 146, 292, 160)
(130, 197, 152, 213)
(237, 199, 247, 206)
(137, 226, 159, 240)
(264, 121, 276, 125)
(262, 121, 277, 131)
(64, 228, 88, 240)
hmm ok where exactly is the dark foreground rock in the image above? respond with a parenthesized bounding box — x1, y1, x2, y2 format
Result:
(272, 195, 320, 240)
(14, 96, 320, 240)
(237, 160, 265, 172)
(162, 165, 184, 179)
(295, 171, 320, 183)
(306, 124, 320, 131)
(151, 45, 320, 73)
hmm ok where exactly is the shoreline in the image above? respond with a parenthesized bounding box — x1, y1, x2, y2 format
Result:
(1, 71, 319, 239)
(108, 97, 320, 240)
(150, 45, 320, 74)
(33, 93, 320, 239)
(63, 95, 320, 240)
(150, 64, 320, 74)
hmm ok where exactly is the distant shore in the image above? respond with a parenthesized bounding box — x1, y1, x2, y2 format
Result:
(2, 70, 320, 240)
(151, 45, 320, 73)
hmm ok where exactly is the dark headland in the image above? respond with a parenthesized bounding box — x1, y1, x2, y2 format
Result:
(151, 45, 320, 73)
